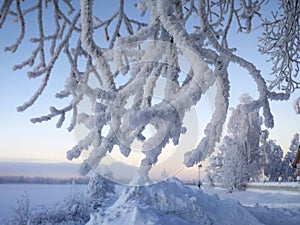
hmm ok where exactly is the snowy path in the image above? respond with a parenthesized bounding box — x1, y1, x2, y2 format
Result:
(198, 186, 300, 225)
(201, 186, 300, 208)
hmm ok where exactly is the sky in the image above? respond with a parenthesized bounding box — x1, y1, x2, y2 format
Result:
(0, 1, 299, 180)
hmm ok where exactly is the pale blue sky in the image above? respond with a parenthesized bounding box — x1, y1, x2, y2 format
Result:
(0, 1, 299, 172)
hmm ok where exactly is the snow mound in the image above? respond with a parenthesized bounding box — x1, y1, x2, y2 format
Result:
(87, 178, 262, 225)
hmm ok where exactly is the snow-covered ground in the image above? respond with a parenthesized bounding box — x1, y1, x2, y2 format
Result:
(0, 184, 88, 222)
(87, 179, 300, 225)
(1, 181, 300, 224)
(200, 184, 300, 225)
(202, 186, 300, 208)
(246, 181, 300, 192)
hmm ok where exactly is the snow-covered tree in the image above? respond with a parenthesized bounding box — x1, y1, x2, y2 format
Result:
(259, 129, 271, 180)
(221, 136, 247, 192)
(259, 129, 289, 181)
(87, 170, 115, 201)
(221, 94, 262, 191)
(282, 133, 300, 181)
(0, 0, 298, 184)
(206, 151, 224, 185)
(259, 0, 300, 93)
(2, 1, 300, 223)
(263, 141, 285, 181)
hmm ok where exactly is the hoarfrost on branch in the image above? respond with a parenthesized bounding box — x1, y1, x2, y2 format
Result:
(0, 0, 298, 183)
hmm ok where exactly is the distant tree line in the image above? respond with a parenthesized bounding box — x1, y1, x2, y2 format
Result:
(0, 176, 89, 184)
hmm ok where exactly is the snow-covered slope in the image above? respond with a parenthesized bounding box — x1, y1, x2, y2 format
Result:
(87, 178, 263, 225)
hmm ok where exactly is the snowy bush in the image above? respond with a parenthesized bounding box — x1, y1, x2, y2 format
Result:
(7, 189, 92, 225)
(8, 192, 30, 225)
(6, 175, 117, 225)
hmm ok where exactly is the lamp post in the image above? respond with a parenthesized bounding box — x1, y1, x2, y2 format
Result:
(198, 164, 202, 189)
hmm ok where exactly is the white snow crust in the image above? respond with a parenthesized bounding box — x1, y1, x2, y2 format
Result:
(87, 178, 263, 225)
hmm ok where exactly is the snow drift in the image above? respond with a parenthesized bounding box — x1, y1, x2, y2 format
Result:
(87, 178, 263, 225)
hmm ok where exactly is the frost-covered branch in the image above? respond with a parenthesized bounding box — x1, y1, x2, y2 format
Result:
(259, 0, 300, 93)
(3, 0, 24, 53)
(1, 0, 299, 183)
(16, 11, 81, 113)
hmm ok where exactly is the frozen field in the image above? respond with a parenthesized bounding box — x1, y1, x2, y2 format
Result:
(0, 184, 88, 221)
(0, 183, 299, 224)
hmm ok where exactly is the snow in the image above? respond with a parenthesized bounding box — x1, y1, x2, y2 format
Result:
(201, 185, 300, 208)
(247, 181, 300, 188)
(198, 184, 300, 225)
(1, 180, 300, 224)
(0, 184, 88, 222)
(1, 1, 299, 224)
(87, 178, 300, 225)
(87, 178, 262, 225)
